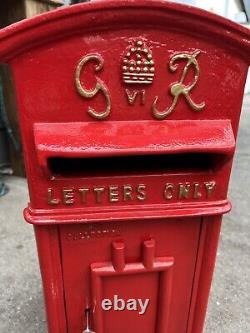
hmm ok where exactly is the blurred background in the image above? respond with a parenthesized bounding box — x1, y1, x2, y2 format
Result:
(0, 1, 249, 332)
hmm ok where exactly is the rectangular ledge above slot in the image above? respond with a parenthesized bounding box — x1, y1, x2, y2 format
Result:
(33, 120, 235, 176)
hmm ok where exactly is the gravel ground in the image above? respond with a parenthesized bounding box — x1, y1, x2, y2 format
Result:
(0, 97, 250, 333)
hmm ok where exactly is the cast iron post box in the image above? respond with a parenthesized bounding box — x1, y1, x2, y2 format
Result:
(0, 1, 250, 332)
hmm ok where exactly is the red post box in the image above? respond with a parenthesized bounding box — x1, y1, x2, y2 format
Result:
(0, 1, 249, 332)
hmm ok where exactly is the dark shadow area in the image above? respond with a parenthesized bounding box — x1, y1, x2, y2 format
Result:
(48, 153, 228, 178)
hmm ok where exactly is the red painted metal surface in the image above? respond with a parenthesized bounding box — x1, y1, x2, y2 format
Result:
(0, 1, 250, 332)
(60, 217, 200, 332)
(34, 120, 235, 161)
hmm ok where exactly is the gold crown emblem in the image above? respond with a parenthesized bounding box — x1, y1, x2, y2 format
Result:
(122, 40, 155, 85)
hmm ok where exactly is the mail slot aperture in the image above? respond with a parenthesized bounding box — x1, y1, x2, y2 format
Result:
(47, 153, 227, 177)
(34, 120, 235, 176)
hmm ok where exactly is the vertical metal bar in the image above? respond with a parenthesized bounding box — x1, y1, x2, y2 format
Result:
(83, 308, 95, 333)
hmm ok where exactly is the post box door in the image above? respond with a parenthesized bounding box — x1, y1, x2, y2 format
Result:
(59, 217, 201, 333)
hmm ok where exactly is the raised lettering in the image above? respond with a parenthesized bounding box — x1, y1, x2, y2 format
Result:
(75, 54, 111, 119)
(109, 186, 119, 202)
(179, 183, 191, 199)
(164, 183, 174, 200)
(205, 181, 216, 198)
(123, 185, 133, 201)
(63, 189, 74, 205)
(194, 183, 202, 199)
(94, 187, 105, 203)
(152, 50, 205, 119)
(47, 188, 60, 205)
(125, 89, 146, 105)
(137, 184, 147, 201)
(78, 188, 89, 203)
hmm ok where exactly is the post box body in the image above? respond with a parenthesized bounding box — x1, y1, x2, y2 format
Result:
(0, 1, 250, 332)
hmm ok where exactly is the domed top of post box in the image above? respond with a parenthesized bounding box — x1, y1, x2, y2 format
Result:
(0, 0, 250, 61)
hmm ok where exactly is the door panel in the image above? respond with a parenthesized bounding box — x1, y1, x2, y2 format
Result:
(60, 217, 201, 333)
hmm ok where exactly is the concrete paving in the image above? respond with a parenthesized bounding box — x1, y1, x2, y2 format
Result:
(0, 97, 250, 333)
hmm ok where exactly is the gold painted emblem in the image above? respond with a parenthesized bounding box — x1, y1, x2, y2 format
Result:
(122, 40, 155, 85)
(75, 54, 111, 120)
(74, 44, 205, 120)
(47, 181, 216, 206)
(152, 50, 205, 119)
